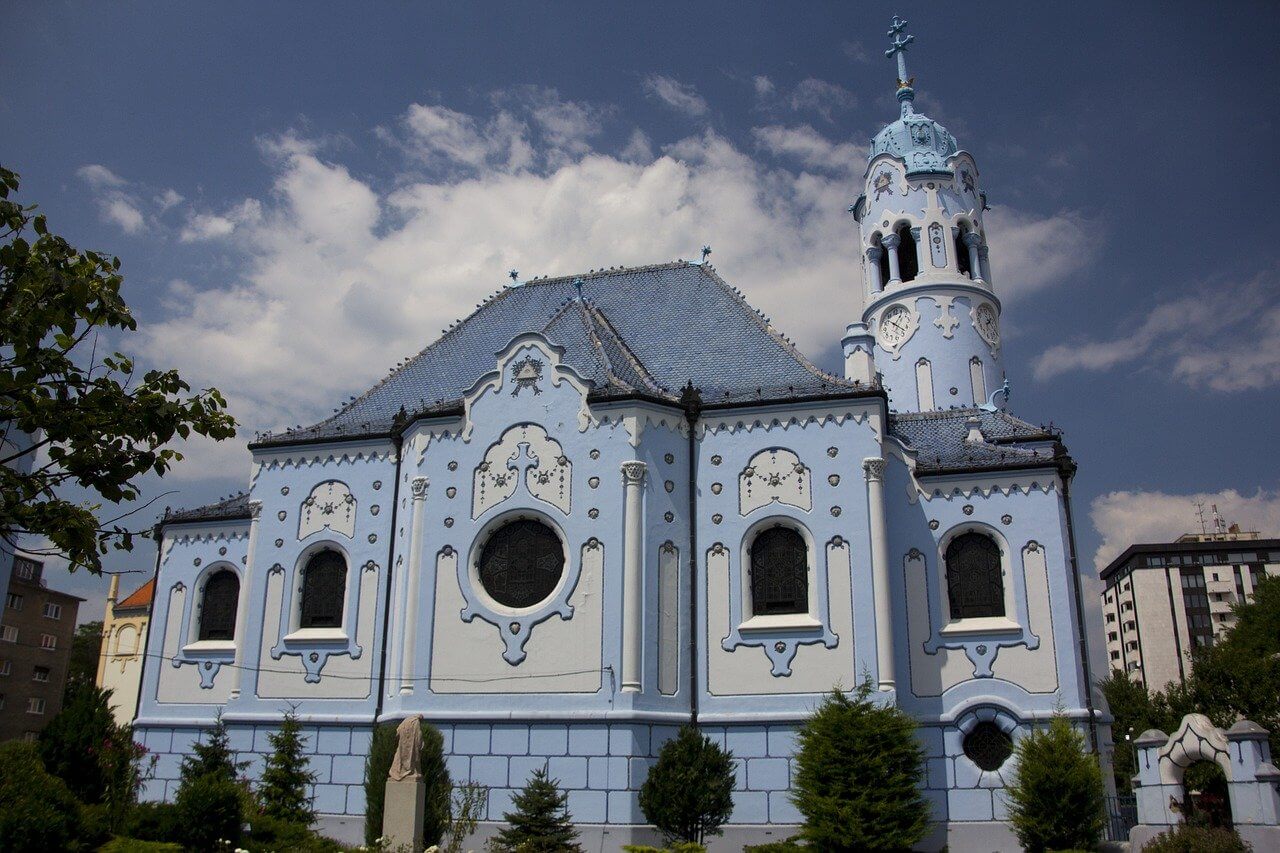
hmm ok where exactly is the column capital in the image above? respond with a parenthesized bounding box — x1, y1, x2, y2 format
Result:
(863, 457, 886, 482)
(620, 461, 648, 486)
(963, 230, 983, 248)
(880, 232, 901, 250)
(410, 476, 429, 500)
(866, 244, 884, 261)
(248, 500, 263, 519)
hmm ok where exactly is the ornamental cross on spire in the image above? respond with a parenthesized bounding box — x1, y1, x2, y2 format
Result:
(885, 16, 914, 90)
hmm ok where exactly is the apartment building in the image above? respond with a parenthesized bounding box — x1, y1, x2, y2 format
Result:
(1099, 529, 1280, 690)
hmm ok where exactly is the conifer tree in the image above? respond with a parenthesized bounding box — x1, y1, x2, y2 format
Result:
(257, 709, 318, 826)
(178, 711, 246, 786)
(1004, 715, 1105, 853)
(489, 765, 581, 852)
(638, 725, 735, 845)
(790, 683, 928, 851)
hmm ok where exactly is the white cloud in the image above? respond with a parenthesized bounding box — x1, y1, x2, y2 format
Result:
(842, 41, 874, 64)
(155, 188, 185, 211)
(77, 164, 126, 188)
(103, 197, 145, 234)
(78, 164, 148, 234)
(642, 75, 709, 117)
(1089, 488, 1280, 571)
(982, 206, 1097, 303)
(753, 77, 857, 122)
(1034, 269, 1280, 389)
(179, 198, 263, 242)
(752, 124, 865, 173)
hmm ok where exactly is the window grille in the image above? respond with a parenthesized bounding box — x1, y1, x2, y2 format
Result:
(749, 526, 809, 616)
(945, 531, 1005, 619)
(962, 721, 1013, 771)
(478, 519, 565, 609)
(300, 551, 347, 629)
(199, 570, 240, 641)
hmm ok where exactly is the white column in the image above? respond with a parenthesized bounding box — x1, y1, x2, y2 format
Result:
(866, 245, 884, 292)
(399, 476, 429, 695)
(978, 245, 992, 284)
(620, 461, 648, 693)
(963, 231, 982, 280)
(881, 232, 902, 284)
(863, 458, 895, 692)
(228, 499, 262, 702)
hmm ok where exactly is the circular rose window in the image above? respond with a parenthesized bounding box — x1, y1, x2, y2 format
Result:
(477, 519, 565, 609)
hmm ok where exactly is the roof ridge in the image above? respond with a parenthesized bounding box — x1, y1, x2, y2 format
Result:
(518, 260, 696, 289)
(540, 299, 631, 392)
(582, 302, 669, 396)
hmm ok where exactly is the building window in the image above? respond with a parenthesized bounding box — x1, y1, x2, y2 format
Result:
(26, 697, 45, 715)
(477, 519, 565, 609)
(955, 226, 973, 277)
(1107, 631, 1117, 641)
(962, 721, 1013, 771)
(1, 626, 17, 643)
(32, 665, 49, 682)
(1121, 601, 1132, 611)
(13, 558, 38, 580)
(21, 731, 37, 742)
(896, 223, 919, 283)
(944, 531, 1005, 619)
(1110, 650, 1120, 660)
(1105, 613, 1115, 623)
(40, 634, 56, 650)
(0, 660, 10, 676)
(198, 570, 240, 641)
(749, 525, 810, 616)
(1126, 641, 1138, 651)
(5, 593, 22, 611)
(42, 602, 61, 620)
(299, 550, 348, 630)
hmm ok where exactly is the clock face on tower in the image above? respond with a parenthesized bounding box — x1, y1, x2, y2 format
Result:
(974, 303, 1000, 347)
(878, 304, 915, 349)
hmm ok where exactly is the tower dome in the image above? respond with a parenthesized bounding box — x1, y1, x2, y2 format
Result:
(869, 105, 959, 177)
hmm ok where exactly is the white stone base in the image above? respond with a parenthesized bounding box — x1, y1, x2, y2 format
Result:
(382, 779, 427, 852)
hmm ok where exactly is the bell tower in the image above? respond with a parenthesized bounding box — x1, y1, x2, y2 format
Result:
(843, 17, 1006, 413)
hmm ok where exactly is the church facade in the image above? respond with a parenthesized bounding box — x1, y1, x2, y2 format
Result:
(135, 21, 1106, 851)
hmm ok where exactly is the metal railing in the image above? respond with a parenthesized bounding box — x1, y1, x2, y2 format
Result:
(1104, 794, 1138, 842)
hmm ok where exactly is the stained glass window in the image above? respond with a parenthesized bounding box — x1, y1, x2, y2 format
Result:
(750, 526, 809, 616)
(198, 570, 240, 641)
(963, 721, 1013, 771)
(478, 519, 564, 609)
(300, 550, 347, 629)
(945, 531, 1005, 619)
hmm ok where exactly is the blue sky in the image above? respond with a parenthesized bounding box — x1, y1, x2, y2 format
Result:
(4, 1, 1280, 623)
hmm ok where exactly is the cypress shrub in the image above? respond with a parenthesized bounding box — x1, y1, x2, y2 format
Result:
(363, 719, 451, 846)
(0, 741, 82, 853)
(178, 711, 246, 786)
(1004, 715, 1105, 853)
(256, 709, 318, 825)
(37, 682, 119, 803)
(490, 764, 581, 852)
(638, 725, 735, 845)
(174, 771, 245, 851)
(790, 684, 928, 851)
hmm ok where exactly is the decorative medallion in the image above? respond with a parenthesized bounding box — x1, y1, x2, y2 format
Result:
(444, 517, 454, 528)
(193, 557, 202, 566)
(664, 511, 674, 523)
(589, 449, 600, 460)
(510, 356, 544, 396)
(278, 510, 287, 521)
(975, 644, 988, 656)
(831, 535, 844, 547)
(368, 533, 378, 543)
(712, 514, 723, 525)
(929, 519, 939, 530)
(363, 560, 377, 572)
(830, 506, 842, 517)
(275, 538, 283, 548)
(589, 476, 600, 489)
(371, 505, 380, 516)
(1001, 514, 1013, 525)
(710, 542, 726, 556)
(950, 387, 959, 395)
(827, 446, 838, 458)
(299, 480, 357, 540)
(509, 622, 520, 635)
(309, 652, 320, 663)
(664, 480, 674, 493)
(908, 547, 923, 559)
(774, 641, 787, 653)
(711, 455, 722, 466)
(280, 486, 290, 495)
(960, 169, 976, 194)
(828, 474, 840, 487)
(447, 461, 458, 471)
(962, 504, 974, 515)
(711, 482, 722, 494)
(585, 537, 601, 550)
(873, 169, 894, 200)
(739, 448, 812, 515)
(664, 453, 675, 464)
(218, 546, 227, 556)
(588, 508, 599, 519)
(373, 480, 382, 490)
(446, 487, 456, 499)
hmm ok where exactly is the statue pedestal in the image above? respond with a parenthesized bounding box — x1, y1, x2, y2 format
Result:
(382, 778, 426, 852)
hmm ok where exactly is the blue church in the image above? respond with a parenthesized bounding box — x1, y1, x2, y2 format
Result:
(136, 19, 1107, 851)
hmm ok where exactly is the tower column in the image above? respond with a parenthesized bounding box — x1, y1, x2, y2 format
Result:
(978, 244, 992, 283)
(863, 458, 895, 692)
(866, 245, 884, 292)
(881, 232, 903, 284)
(963, 231, 982, 280)
(910, 226, 925, 272)
(620, 461, 648, 693)
(228, 499, 262, 702)
(399, 476, 429, 694)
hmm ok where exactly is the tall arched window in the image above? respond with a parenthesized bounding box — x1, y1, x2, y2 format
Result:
(299, 550, 347, 629)
(955, 226, 973, 277)
(750, 526, 809, 616)
(944, 531, 1005, 619)
(198, 569, 240, 641)
(896, 223, 919, 283)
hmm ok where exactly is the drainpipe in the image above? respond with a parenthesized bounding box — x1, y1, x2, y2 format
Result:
(373, 428, 406, 722)
(1059, 453, 1100, 753)
(680, 382, 702, 727)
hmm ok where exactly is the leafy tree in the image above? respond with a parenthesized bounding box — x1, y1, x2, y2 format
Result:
(65, 618, 104, 697)
(1005, 715, 1105, 853)
(175, 771, 244, 851)
(1100, 669, 1160, 791)
(178, 711, 246, 786)
(257, 709, 318, 826)
(638, 725, 735, 846)
(38, 682, 118, 802)
(0, 741, 83, 853)
(490, 765, 581, 852)
(362, 719, 451, 846)
(790, 683, 928, 852)
(0, 165, 237, 574)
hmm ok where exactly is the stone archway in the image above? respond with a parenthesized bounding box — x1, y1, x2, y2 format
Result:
(1128, 715, 1280, 850)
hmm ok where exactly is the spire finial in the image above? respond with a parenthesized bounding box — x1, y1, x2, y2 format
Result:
(572, 276, 584, 300)
(885, 16, 916, 115)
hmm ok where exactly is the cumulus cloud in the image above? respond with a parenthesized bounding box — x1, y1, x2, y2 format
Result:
(1089, 488, 1280, 571)
(76, 164, 185, 235)
(753, 76, 857, 122)
(179, 199, 263, 242)
(642, 75, 709, 117)
(751, 124, 865, 173)
(1034, 268, 1280, 389)
(103, 197, 145, 234)
(983, 206, 1098, 303)
(77, 164, 126, 188)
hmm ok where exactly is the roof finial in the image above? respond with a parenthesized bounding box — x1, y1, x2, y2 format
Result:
(572, 277, 584, 300)
(508, 268, 520, 286)
(700, 245, 712, 264)
(885, 16, 916, 116)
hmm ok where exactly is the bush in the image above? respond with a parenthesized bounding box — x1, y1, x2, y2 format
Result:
(0, 741, 82, 853)
(1004, 715, 1105, 853)
(638, 725, 735, 845)
(790, 684, 928, 852)
(490, 765, 581, 852)
(243, 812, 343, 852)
(257, 709, 318, 825)
(98, 840, 184, 853)
(1141, 824, 1253, 852)
(123, 801, 182, 842)
(742, 843, 804, 852)
(38, 682, 119, 803)
(363, 719, 451, 847)
(174, 771, 245, 851)
(623, 845, 708, 853)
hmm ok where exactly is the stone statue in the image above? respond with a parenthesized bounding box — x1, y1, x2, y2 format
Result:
(388, 715, 423, 781)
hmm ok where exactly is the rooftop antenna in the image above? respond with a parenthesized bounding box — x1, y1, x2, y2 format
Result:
(700, 245, 712, 264)
(1195, 501, 1208, 535)
(1211, 504, 1227, 535)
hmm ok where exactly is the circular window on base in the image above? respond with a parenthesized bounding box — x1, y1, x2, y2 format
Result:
(963, 721, 1013, 771)
(477, 518, 565, 609)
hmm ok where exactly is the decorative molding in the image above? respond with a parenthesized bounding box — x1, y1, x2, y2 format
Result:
(701, 408, 876, 439)
(298, 480, 357, 540)
(249, 446, 395, 488)
(620, 460, 648, 486)
(863, 457, 887, 482)
(248, 500, 263, 520)
(739, 448, 811, 515)
(410, 476, 429, 500)
(933, 296, 959, 339)
(473, 424, 572, 518)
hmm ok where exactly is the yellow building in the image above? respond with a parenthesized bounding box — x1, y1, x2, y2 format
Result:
(96, 575, 153, 727)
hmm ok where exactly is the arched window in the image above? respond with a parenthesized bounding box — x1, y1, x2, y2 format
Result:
(299, 550, 347, 629)
(749, 526, 809, 616)
(955, 226, 972, 277)
(198, 569, 240, 641)
(478, 518, 565, 609)
(896, 223, 919, 283)
(944, 531, 1005, 619)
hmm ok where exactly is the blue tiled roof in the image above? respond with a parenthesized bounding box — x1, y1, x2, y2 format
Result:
(259, 262, 863, 445)
(162, 492, 251, 525)
(890, 408, 1061, 473)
